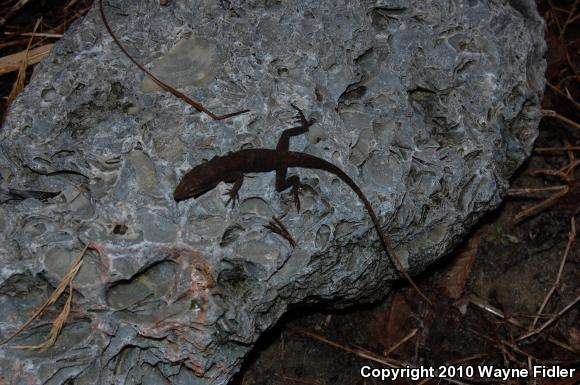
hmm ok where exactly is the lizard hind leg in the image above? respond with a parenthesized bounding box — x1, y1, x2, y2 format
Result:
(289, 179, 303, 212)
(275, 170, 304, 212)
(223, 173, 244, 207)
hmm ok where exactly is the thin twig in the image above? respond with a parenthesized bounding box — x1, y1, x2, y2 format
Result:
(529, 167, 575, 183)
(98, 0, 250, 121)
(468, 328, 522, 367)
(3, 31, 63, 38)
(507, 185, 568, 198)
(64, 0, 80, 12)
(0, 38, 31, 49)
(530, 218, 576, 329)
(384, 328, 418, 356)
(289, 326, 405, 369)
(542, 110, 580, 130)
(546, 82, 580, 110)
(558, 0, 580, 82)
(557, 159, 580, 176)
(512, 186, 570, 223)
(468, 294, 578, 354)
(289, 327, 471, 385)
(450, 353, 488, 365)
(500, 339, 540, 362)
(517, 293, 580, 342)
(0, 0, 32, 27)
(529, 147, 580, 183)
(547, 0, 563, 31)
(277, 375, 322, 385)
(5, 18, 41, 109)
(564, 140, 577, 180)
(535, 146, 580, 153)
(561, 0, 580, 38)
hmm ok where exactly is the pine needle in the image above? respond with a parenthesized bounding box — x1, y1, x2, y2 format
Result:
(0, 244, 88, 348)
(13, 282, 74, 351)
(6, 18, 41, 108)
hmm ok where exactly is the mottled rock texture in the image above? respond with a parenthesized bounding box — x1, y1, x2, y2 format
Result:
(0, 0, 544, 383)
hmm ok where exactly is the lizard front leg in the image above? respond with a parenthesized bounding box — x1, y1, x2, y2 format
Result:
(275, 104, 316, 152)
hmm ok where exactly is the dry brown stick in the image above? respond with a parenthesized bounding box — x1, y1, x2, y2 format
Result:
(542, 110, 580, 130)
(560, 158, 580, 173)
(517, 293, 580, 342)
(3, 31, 63, 38)
(500, 339, 540, 362)
(530, 217, 576, 330)
(290, 327, 472, 385)
(529, 167, 575, 183)
(384, 328, 417, 356)
(560, 0, 580, 82)
(565, 11, 580, 28)
(547, 0, 563, 30)
(564, 140, 576, 180)
(507, 185, 568, 198)
(0, 38, 31, 49)
(5, 18, 41, 109)
(560, 0, 579, 37)
(535, 146, 580, 153)
(69, 5, 91, 20)
(0, 44, 53, 75)
(450, 353, 488, 365)
(278, 375, 323, 385)
(61, 2, 91, 33)
(529, 158, 580, 182)
(468, 294, 577, 354)
(98, 0, 250, 121)
(0, 0, 32, 27)
(512, 186, 570, 224)
(546, 82, 580, 110)
(468, 328, 522, 367)
(64, 0, 80, 12)
(289, 326, 405, 369)
(549, 5, 574, 13)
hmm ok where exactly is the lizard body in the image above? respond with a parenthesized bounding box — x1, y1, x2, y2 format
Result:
(174, 106, 431, 304)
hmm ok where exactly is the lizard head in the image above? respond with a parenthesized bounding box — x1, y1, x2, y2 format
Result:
(173, 161, 220, 202)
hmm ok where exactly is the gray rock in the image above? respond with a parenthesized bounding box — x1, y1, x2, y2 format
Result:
(0, 0, 545, 383)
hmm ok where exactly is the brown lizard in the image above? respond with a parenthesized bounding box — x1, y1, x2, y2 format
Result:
(174, 105, 432, 305)
(98, 0, 249, 120)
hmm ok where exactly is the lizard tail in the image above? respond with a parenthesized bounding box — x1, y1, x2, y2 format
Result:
(294, 153, 432, 306)
(356, 188, 433, 306)
(340, 171, 433, 306)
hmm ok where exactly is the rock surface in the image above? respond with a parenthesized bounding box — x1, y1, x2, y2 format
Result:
(0, 0, 544, 384)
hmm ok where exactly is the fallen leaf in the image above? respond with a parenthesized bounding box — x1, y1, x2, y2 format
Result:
(439, 234, 480, 299)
